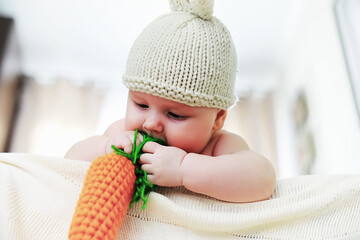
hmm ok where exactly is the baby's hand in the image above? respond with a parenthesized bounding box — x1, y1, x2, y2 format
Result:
(105, 131, 143, 154)
(139, 142, 187, 187)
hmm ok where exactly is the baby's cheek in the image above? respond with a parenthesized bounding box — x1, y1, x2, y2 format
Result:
(124, 117, 140, 131)
(168, 135, 207, 154)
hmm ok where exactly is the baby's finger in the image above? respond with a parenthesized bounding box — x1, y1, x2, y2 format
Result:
(142, 141, 161, 154)
(136, 133, 143, 146)
(141, 163, 153, 174)
(105, 144, 113, 154)
(128, 132, 143, 151)
(106, 140, 122, 154)
(146, 175, 155, 185)
(109, 136, 133, 153)
(139, 153, 152, 164)
(123, 145, 133, 154)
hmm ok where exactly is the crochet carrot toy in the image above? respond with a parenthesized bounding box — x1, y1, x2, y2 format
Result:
(69, 130, 164, 240)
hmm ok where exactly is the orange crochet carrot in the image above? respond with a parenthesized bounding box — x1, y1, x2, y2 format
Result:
(69, 130, 163, 240)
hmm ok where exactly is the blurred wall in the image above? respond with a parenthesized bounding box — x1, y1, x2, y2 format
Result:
(274, 0, 360, 177)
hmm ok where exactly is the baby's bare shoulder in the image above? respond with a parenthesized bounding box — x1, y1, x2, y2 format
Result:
(211, 130, 250, 156)
(104, 119, 126, 138)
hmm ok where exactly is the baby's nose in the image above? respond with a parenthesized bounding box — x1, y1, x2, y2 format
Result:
(143, 114, 163, 133)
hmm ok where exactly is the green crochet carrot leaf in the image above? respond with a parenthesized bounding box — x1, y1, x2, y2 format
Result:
(69, 129, 164, 240)
(111, 130, 164, 209)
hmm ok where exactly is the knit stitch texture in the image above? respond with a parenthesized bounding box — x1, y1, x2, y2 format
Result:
(123, 0, 237, 109)
(1, 153, 360, 239)
(68, 153, 136, 240)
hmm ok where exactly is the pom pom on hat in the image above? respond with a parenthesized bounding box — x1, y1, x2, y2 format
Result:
(169, 0, 214, 20)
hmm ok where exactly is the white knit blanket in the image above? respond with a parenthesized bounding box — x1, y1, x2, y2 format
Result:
(1, 153, 359, 240)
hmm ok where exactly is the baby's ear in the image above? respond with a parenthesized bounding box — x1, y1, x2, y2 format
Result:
(213, 110, 227, 131)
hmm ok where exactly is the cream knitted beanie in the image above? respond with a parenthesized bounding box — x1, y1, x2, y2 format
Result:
(123, 0, 237, 109)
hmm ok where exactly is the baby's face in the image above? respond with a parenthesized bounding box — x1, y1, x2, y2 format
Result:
(125, 91, 222, 153)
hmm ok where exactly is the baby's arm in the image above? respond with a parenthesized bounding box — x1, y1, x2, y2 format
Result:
(64, 135, 110, 161)
(65, 119, 141, 161)
(182, 132, 276, 202)
(140, 131, 276, 203)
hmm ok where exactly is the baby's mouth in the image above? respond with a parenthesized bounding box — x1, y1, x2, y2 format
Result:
(141, 131, 166, 145)
(150, 135, 166, 145)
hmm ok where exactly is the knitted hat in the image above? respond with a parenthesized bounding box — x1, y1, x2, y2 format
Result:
(122, 0, 237, 109)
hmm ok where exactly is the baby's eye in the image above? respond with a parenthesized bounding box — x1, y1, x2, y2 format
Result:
(135, 102, 149, 109)
(168, 112, 187, 120)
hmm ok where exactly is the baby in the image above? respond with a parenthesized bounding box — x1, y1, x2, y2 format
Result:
(65, 0, 276, 203)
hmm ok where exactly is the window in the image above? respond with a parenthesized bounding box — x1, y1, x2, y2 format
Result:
(335, 0, 360, 122)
